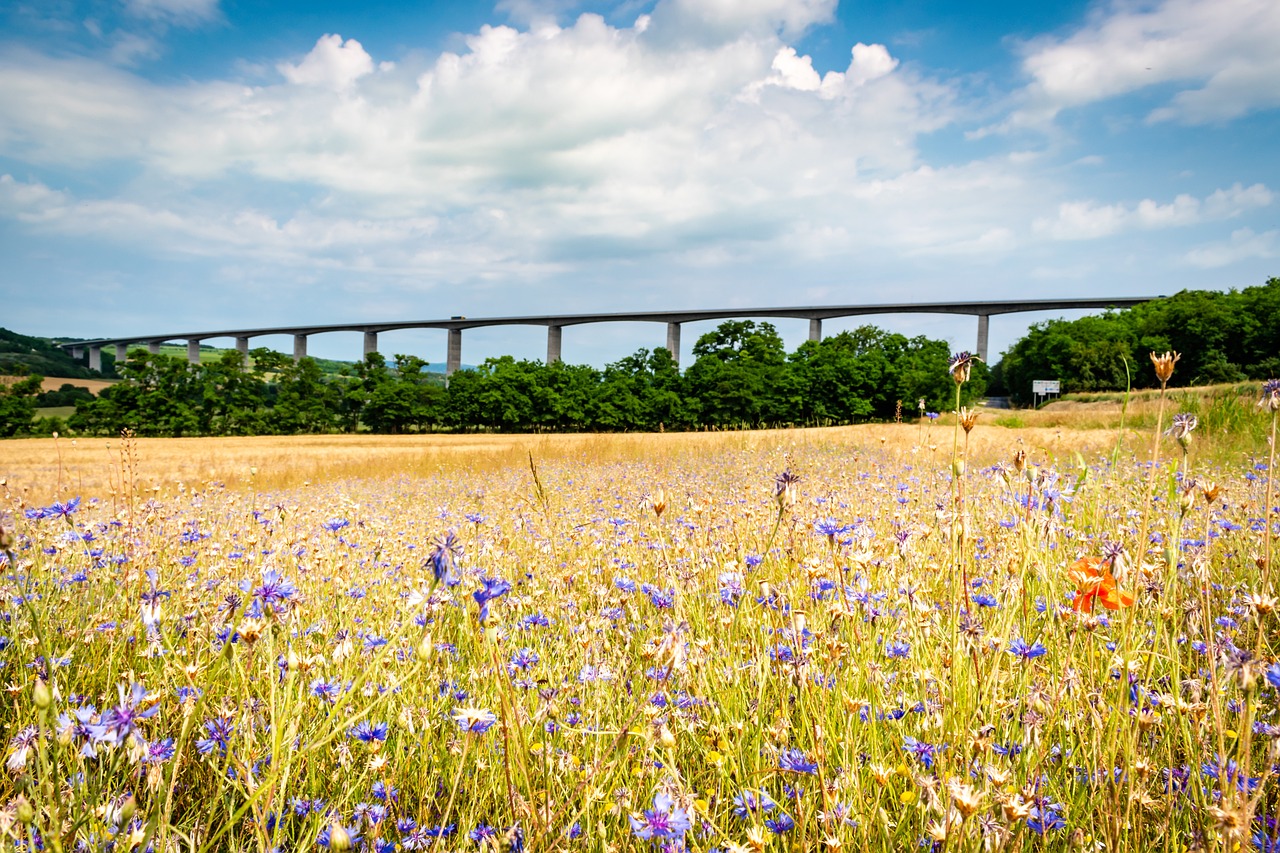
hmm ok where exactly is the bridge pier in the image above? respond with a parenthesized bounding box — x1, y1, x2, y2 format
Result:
(115, 344, 128, 363)
(88, 346, 101, 372)
(447, 329, 462, 376)
(71, 346, 84, 360)
(293, 334, 308, 362)
(187, 340, 202, 365)
(363, 331, 378, 359)
(666, 322, 681, 367)
(546, 325, 562, 365)
(236, 336, 250, 366)
(809, 318, 822, 342)
(148, 342, 161, 355)
(976, 314, 990, 363)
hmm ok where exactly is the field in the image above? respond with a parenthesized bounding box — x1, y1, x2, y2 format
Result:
(0, 390, 1278, 852)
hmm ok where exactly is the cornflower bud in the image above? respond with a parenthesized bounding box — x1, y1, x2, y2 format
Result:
(15, 796, 34, 825)
(33, 679, 52, 711)
(329, 823, 352, 852)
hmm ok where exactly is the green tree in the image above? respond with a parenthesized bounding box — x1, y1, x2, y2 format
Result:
(0, 373, 43, 437)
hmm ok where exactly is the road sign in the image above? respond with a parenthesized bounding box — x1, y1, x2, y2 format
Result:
(1032, 380, 1060, 395)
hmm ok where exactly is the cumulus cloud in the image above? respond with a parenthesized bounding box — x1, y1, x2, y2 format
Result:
(1011, 0, 1280, 126)
(279, 34, 380, 90)
(1033, 183, 1273, 240)
(1184, 227, 1278, 268)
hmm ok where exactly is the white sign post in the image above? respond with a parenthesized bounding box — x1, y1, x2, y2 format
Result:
(1032, 379, 1061, 408)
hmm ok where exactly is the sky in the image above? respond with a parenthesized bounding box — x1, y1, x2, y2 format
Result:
(1, 0, 1277, 369)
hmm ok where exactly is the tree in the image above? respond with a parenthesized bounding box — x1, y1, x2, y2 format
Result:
(0, 374, 43, 437)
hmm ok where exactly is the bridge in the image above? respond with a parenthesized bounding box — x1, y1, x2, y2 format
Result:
(62, 296, 1159, 375)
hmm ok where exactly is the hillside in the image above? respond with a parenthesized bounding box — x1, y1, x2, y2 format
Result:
(0, 328, 104, 378)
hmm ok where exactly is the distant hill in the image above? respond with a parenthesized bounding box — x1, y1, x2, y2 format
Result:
(0, 328, 104, 378)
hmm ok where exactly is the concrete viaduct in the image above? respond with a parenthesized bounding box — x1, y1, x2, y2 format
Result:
(63, 297, 1158, 376)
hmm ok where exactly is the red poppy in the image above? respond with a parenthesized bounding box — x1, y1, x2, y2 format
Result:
(1067, 556, 1134, 613)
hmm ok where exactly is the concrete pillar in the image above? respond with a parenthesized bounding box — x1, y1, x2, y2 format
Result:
(809, 318, 822, 342)
(115, 344, 128, 363)
(446, 329, 462, 376)
(235, 336, 250, 366)
(88, 346, 101, 372)
(187, 340, 201, 365)
(666, 322, 681, 367)
(363, 331, 378, 359)
(546, 325, 562, 365)
(71, 346, 85, 360)
(148, 341, 161, 355)
(293, 334, 308, 363)
(976, 314, 990, 363)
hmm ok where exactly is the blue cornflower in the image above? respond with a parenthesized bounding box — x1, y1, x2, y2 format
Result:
(765, 813, 796, 834)
(89, 683, 158, 747)
(141, 737, 175, 764)
(629, 792, 690, 842)
(971, 592, 999, 608)
(350, 720, 388, 743)
(1007, 636, 1048, 661)
(44, 497, 82, 521)
(473, 576, 512, 624)
(195, 716, 234, 755)
(427, 531, 462, 586)
(885, 640, 911, 659)
(311, 678, 343, 704)
(509, 647, 539, 672)
(778, 748, 818, 774)
(322, 518, 350, 532)
(1027, 801, 1066, 834)
(732, 789, 777, 820)
(902, 736, 943, 769)
(1266, 662, 1280, 690)
(453, 707, 498, 734)
(249, 569, 297, 614)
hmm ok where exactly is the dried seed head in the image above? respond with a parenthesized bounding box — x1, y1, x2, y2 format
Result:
(958, 407, 979, 434)
(1149, 351, 1180, 384)
(650, 488, 667, 518)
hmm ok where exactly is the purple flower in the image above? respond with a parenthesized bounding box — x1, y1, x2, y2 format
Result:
(350, 721, 388, 743)
(89, 683, 157, 748)
(765, 812, 796, 834)
(196, 717, 234, 755)
(902, 736, 943, 769)
(452, 707, 498, 735)
(1007, 636, 1048, 661)
(473, 576, 512, 624)
(427, 531, 462, 586)
(778, 748, 818, 774)
(629, 792, 690, 841)
(732, 789, 777, 819)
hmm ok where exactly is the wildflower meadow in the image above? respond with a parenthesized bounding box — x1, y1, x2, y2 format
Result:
(1, 360, 1279, 852)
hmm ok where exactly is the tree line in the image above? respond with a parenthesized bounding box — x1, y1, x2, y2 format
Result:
(994, 277, 1280, 405)
(4, 321, 981, 437)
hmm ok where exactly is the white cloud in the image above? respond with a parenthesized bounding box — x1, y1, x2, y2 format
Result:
(1033, 183, 1272, 240)
(123, 0, 220, 26)
(279, 34, 379, 90)
(1184, 227, 1278, 268)
(1012, 0, 1280, 126)
(644, 0, 837, 45)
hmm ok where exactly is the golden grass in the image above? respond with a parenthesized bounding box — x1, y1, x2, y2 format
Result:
(0, 375, 118, 394)
(0, 421, 1135, 507)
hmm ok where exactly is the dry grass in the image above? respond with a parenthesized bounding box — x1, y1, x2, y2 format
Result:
(0, 421, 1132, 507)
(0, 375, 118, 394)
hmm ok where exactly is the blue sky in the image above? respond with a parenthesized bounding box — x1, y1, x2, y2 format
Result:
(1, 0, 1276, 368)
